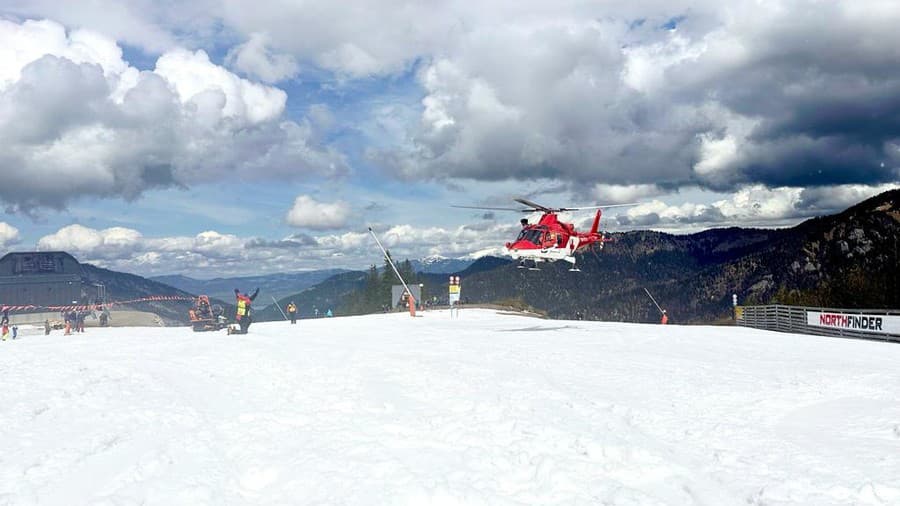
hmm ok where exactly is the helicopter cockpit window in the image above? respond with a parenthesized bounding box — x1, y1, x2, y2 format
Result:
(515, 228, 545, 245)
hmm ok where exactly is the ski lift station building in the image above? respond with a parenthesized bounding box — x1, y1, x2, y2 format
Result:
(0, 251, 90, 306)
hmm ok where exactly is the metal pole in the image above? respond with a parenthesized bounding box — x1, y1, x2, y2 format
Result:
(643, 287, 664, 315)
(272, 296, 288, 321)
(368, 227, 416, 312)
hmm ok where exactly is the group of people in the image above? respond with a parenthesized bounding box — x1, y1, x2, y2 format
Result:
(63, 310, 90, 335)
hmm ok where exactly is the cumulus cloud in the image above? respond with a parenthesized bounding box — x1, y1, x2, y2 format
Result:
(225, 32, 299, 83)
(591, 184, 668, 204)
(357, 1, 900, 194)
(1, 0, 186, 53)
(37, 224, 142, 257)
(0, 222, 21, 247)
(286, 195, 352, 230)
(0, 18, 346, 212)
(612, 183, 900, 231)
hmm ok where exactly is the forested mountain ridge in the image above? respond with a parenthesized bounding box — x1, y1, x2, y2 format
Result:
(457, 189, 900, 322)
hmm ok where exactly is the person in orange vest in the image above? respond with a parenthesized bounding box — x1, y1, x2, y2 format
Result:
(286, 301, 297, 324)
(660, 309, 669, 325)
(234, 288, 259, 334)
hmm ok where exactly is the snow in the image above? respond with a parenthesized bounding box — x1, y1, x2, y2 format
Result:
(1, 309, 899, 505)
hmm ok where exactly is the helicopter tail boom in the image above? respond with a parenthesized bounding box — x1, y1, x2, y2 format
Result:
(589, 209, 602, 236)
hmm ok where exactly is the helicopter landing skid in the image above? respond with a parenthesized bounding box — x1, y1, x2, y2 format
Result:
(519, 259, 541, 270)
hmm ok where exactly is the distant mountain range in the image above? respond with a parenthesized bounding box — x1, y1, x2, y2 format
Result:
(410, 256, 476, 274)
(150, 269, 349, 302)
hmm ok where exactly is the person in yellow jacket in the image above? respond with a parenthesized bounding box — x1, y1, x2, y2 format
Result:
(234, 287, 259, 334)
(286, 301, 297, 324)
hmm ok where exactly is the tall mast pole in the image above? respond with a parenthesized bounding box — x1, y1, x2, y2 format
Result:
(369, 227, 416, 315)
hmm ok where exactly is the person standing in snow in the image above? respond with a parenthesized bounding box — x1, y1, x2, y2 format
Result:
(234, 288, 259, 334)
(660, 310, 669, 325)
(64, 310, 76, 335)
(286, 301, 297, 324)
(76, 311, 86, 333)
(326, 308, 333, 318)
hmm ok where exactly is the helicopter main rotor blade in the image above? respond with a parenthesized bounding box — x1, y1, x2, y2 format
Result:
(557, 203, 643, 211)
(512, 198, 552, 212)
(451, 205, 529, 212)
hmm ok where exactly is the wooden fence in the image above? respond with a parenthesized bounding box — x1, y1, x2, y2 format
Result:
(736, 305, 900, 343)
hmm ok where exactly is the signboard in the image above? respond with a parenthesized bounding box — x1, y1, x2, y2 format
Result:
(448, 276, 461, 305)
(806, 311, 900, 335)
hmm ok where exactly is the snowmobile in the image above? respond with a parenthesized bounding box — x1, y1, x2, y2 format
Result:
(188, 295, 227, 332)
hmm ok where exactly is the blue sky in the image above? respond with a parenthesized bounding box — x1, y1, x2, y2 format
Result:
(0, 1, 898, 277)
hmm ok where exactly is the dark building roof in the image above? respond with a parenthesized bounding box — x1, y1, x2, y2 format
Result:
(0, 251, 82, 277)
(0, 251, 90, 306)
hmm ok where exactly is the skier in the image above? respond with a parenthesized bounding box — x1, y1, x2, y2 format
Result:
(44, 319, 51, 335)
(234, 288, 259, 334)
(1, 322, 8, 341)
(11, 325, 17, 339)
(286, 301, 297, 324)
(660, 309, 669, 325)
(326, 308, 333, 318)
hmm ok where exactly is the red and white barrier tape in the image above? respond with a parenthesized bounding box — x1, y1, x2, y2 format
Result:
(1, 295, 195, 313)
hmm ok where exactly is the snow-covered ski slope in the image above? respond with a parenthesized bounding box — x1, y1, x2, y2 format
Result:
(1, 309, 899, 506)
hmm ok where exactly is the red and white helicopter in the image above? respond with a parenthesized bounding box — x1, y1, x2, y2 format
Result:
(454, 198, 637, 271)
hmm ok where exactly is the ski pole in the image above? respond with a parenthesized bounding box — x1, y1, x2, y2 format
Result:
(643, 288, 664, 315)
(272, 296, 288, 321)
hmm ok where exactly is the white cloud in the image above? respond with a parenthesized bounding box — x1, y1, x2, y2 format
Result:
(155, 48, 286, 123)
(613, 183, 900, 232)
(7, 2, 900, 195)
(1, 0, 216, 53)
(37, 224, 142, 257)
(286, 195, 351, 230)
(693, 134, 740, 180)
(0, 222, 21, 247)
(0, 18, 346, 212)
(591, 184, 667, 204)
(225, 32, 299, 83)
